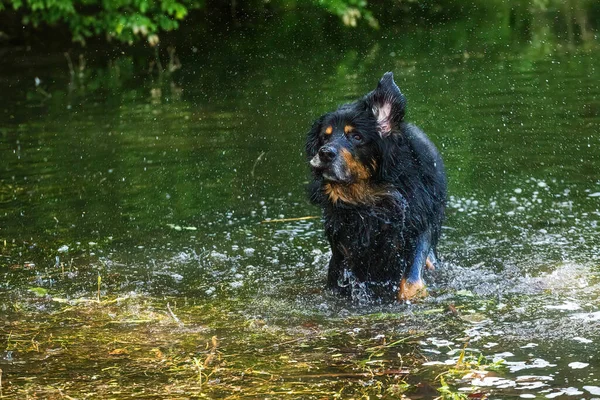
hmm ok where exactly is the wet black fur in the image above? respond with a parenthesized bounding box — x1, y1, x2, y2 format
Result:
(306, 72, 447, 302)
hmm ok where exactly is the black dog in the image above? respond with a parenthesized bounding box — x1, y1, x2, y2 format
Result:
(306, 72, 447, 302)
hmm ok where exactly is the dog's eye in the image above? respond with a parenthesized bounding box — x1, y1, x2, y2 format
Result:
(352, 133, 363, 142)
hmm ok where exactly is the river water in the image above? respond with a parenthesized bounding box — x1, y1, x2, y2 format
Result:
(1, 6, 599, 399)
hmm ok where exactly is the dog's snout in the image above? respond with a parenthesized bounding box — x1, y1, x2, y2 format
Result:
(318, 146, 337, 163)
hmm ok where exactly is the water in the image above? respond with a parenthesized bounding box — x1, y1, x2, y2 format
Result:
(1, 7, 600, 398)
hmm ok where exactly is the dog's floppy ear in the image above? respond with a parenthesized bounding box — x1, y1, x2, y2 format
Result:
(366, 72, 406, 138)
(305, 115, 325, 159)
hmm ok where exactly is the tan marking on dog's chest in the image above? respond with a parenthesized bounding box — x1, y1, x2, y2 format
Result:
(324, 182, 382, 205)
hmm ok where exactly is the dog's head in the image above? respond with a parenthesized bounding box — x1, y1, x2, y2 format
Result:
(306, 72, 407, 204)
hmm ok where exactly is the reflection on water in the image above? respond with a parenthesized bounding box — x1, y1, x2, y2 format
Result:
(1, 4, 600, 398)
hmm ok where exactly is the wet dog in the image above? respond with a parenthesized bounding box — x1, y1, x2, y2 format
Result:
(306, 72, 447, 302)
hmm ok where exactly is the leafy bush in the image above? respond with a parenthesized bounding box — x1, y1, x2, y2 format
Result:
(0, 0, 202, 44)
(0, 0, 375, 44)
(316, 0, 378, 28)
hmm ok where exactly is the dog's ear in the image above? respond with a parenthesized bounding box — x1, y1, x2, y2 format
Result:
(305, 115, 325, 159)
(366, 72, 406, 138)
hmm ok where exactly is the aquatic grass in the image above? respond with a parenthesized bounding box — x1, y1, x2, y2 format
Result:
(191, 336, 220, 389)
(437, 375, 469, 400)
(432, 345, 507, 399)
(0, 282, 557, 399)
(1, 291, 438, 398)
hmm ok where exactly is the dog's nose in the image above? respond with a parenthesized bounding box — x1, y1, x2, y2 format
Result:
(318, 146, 337, 163)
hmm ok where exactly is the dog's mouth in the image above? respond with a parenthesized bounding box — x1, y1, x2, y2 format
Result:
(309, 154, 327, 170)
(310, 155, 352, 183)
(322, 171, 343, 182)
(319, 168, 353, 184)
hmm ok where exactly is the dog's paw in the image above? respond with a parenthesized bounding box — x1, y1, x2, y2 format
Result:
(426, 257, 435, 271)
(398, 278, 428, 302)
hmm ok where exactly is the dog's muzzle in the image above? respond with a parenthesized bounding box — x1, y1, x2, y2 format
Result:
(310, 145, 336, 169)
(310, 145, 350, 183)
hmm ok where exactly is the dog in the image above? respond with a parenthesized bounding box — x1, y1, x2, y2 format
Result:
(306, 72, 447, 302)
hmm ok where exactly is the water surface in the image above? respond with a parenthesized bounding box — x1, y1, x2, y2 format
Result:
(1, 8, 600, 398)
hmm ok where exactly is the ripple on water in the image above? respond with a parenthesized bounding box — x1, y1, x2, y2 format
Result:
(584, 386, 600, 395)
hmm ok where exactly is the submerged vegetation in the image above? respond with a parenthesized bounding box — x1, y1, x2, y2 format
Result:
(3, 281, 510, 398)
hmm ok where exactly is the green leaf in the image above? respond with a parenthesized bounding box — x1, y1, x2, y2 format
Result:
(29, 287, 49, 297)
(455, 289, 475, 297)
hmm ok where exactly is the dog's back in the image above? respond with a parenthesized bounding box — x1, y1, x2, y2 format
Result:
(388, 122, 446, 252)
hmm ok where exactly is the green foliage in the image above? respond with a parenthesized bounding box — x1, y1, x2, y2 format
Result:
(28, 287, 50, 297)
(314, 0, 378, 28)
(1, 0, 203, 44)
(0, 0, 382, 43)
(435, 347, 507, 400)
(437, 375, 469, 400)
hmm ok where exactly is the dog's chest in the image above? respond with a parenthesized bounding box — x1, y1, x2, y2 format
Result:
(324, 207, 404, 255)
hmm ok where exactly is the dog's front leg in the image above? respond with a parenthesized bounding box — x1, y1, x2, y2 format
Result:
(326, 245, 348, 294)
(398, 230, 431, 301)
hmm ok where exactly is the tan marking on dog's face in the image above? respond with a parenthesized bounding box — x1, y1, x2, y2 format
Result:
(340, 149, 370, 181)
(344, 125, 354, 134)
(325, 125, 333, 135)
(324, 151, 387, 205)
